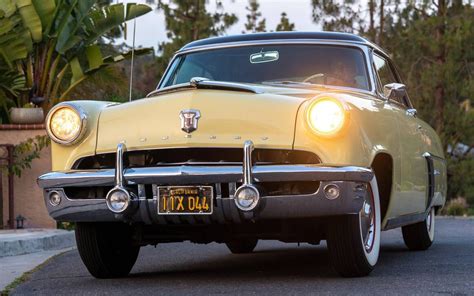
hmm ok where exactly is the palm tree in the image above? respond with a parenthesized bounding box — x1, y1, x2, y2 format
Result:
(0, 0, 151, 112)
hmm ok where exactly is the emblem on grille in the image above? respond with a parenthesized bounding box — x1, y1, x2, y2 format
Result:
(179, 109, 201, 133)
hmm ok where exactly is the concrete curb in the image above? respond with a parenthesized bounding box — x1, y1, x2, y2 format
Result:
(0, 229, 75, 257)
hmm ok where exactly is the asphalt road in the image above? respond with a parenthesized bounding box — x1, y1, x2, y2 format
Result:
(11, 218, 474, 296)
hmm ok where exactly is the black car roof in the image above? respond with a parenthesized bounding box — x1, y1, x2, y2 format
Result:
(180, 31, 372, 51)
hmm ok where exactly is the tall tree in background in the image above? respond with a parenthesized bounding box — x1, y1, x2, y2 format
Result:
(311, 0, 389, 45)
(384, 1, 474, 202)
(275, 12, 295, 31)
(156, 0, 238, 78)
(311, 0, 363, 34)
(243, 0, 266, 33)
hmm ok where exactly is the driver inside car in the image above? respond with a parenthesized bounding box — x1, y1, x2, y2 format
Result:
(327, 56, 359, 88)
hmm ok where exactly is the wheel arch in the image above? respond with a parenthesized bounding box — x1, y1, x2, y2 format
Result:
(370, 152, 394, 225)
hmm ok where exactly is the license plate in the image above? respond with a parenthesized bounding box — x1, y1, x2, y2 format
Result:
(158, 186, 213, 215)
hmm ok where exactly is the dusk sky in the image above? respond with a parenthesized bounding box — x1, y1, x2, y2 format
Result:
(116, 0, 320, 50)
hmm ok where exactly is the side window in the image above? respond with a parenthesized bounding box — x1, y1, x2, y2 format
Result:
(372, 54, 410, 107)
(373, 54, 397, 88)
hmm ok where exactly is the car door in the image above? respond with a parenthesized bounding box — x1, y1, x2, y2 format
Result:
(372, 53, 427, 216)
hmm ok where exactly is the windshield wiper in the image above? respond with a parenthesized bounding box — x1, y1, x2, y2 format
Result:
(262, 80, 311, 86)
(262, 80, 329, 89)
(147, 77, 262, 98)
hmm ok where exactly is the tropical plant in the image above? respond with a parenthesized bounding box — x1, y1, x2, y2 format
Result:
(0, 0, 151, 112)
(0, 1, 32, 119)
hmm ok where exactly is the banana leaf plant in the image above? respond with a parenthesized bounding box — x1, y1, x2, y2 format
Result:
(0, 0, 151, 111)
(0, 2, 31, 119)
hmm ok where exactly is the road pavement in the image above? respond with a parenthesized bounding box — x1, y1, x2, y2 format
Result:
(10, 217, 474, 295)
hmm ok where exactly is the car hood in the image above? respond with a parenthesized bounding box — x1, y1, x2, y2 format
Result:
(96, 89, 307, 154)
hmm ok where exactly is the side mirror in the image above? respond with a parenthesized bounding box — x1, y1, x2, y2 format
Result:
(383, 83, 407, 101)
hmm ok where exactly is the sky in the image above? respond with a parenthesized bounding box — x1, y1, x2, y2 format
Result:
(116, 0, 320, 50)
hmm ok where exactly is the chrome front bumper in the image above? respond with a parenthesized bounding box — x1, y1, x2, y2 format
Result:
(38, 141, 374, 223)
(38, 164, 373, 188)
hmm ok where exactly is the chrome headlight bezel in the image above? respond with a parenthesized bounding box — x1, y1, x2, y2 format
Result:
(45, 103, 88, 145)
(305, 96, 348, 137)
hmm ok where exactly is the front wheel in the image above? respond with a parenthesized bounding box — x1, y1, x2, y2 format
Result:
(402, 207, 435, 250)
(75, 222, 140, 278)
(327, 177, 381, 277)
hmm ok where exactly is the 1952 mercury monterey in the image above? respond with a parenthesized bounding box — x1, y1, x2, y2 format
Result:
(38, 32, 447, 278)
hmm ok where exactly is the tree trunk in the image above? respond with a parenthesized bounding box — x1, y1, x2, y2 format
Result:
(368, 0, 376, 41)
(434, 0, 446, 135)
(378, 0, 384, 45)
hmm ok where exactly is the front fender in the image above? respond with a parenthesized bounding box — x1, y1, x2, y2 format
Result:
(49, 101, 114, 171)
(293, 93, 399, 167)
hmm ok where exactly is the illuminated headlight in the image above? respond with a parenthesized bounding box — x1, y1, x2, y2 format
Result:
(307, 97, 346, 136)
(46, 104, 87, 145)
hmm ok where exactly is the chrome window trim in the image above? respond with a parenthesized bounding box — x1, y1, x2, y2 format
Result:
(156, 39, 379, 94)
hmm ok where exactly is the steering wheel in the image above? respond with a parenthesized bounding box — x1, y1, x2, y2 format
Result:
(303, 73, 327, 83)
(303, 73, 352, 87)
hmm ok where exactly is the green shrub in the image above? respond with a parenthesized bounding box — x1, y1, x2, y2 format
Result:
(441, 197, 469, 216)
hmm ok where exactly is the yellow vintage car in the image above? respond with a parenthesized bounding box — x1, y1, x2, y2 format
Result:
(38, 32, 447, 278)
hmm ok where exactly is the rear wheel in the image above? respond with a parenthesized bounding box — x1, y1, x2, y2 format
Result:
(402, 207, 435, 250)
(226, 238, 258, 254)
(327, 177, 381, 277)
(75, 222, 140, 278)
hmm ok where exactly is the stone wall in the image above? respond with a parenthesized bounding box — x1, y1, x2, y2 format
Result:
(0, 124, 55, 229)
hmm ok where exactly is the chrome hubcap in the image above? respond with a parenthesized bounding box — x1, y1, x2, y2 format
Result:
(360, 190, 375, 252)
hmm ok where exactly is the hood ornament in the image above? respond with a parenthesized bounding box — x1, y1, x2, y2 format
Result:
(179, 109, 201, 133)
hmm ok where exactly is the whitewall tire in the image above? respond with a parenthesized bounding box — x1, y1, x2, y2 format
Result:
(402, 207, 435, 250)
(327, 176, 381, 277)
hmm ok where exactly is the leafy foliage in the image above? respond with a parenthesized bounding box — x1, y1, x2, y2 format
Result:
(155, 0, 238, 78)
(0, 135, 50, 178)
(275, 12, 295, 31)
(243, 0, 266, 33)
(0, 0, 152, 121)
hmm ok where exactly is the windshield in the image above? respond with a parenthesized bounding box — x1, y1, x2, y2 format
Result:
(160, 44, 371, 91)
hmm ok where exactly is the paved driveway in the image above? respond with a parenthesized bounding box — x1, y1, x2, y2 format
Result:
(11, 218, 474, 295)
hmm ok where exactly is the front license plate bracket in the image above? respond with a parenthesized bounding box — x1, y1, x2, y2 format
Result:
(157, 185, 213, 215)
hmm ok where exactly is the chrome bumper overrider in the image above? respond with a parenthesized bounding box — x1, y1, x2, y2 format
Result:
(38, 141, 374, 223)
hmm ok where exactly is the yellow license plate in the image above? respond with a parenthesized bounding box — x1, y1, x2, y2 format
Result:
(157, 186, 213, 215)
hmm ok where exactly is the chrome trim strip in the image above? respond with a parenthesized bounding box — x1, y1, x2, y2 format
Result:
(243, 140, 254, 185)
(176, 39, 383, 55)
(38, 165, 373, 188)
(422, 152, 447, 163)
(115, 143, 125, 187)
